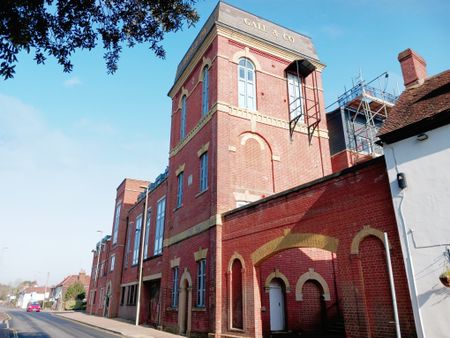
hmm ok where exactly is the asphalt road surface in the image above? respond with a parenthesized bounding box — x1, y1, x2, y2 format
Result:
(2, 309, 121, 338)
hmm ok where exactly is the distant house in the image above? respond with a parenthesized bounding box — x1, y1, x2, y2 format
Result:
(378, 49, 450, 338)
(53, 271, 91, 310)
(17, 286, 49, 309)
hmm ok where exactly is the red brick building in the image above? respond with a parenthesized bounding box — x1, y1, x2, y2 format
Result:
(87, 2, 416, 337)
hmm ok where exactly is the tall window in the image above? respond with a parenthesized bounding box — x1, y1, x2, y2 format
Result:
(287, 73, 304, 123)
(112, 202, 121, 244)
(238, 58, 256, 110)
(132, 214, 142, 265)
(124, 221, 132, 268)
(176, 172, 184, 208)
(202, 66, 209, 116)
(197, 259, 206, 307)
(180, 95, 187, 139)
(143, 208, 151, 259)
(200, 152, 208, 192)
(171, 266, 179, 308)
(110, 255, 115, 272)
(120, 287, 125, 306)
(154, 197, 166, 255)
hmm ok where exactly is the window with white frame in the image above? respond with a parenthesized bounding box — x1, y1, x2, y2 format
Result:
(176, 172, 183, 208)
(171, 266, 179, 307)
(287, 73, 304, 123)
(238, 58, 256, 110)
(110, 255, 115, 272)
(154, 197, 166, 255)
(112, 202, 121, 244)
(100, 262, 105, 277)
(180, 95, 187, 139)
(202, 66, 209, 116)
(143, 208, 151, 259)
(200, 152, 208, 192)
(132, 214, 142, 265)
(197, 259, 206, 307)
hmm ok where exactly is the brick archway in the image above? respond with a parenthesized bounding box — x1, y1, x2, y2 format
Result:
(251, 231, 339, 266)
(295, 268, 330, 301)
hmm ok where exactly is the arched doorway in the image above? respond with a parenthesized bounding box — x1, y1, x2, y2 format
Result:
(269, 279, 286, 331)
(300, 280, 327, 333)
(178, 269, 192, 335)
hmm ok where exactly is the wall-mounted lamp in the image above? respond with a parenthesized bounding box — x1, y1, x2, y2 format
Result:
(397, 172, 407, 189)
(417, 133, 428, 141)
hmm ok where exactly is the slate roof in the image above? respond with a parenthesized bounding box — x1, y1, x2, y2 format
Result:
(378, 70, 450, 143)
(23, 286, 47, 294)
(56, 273, 90, 289)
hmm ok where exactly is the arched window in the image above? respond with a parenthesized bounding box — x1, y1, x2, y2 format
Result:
(180, 95, 187, 139)
(231, 259, 243, 329)
(202, 66, 209, 116)
(238, 58, 256, 110)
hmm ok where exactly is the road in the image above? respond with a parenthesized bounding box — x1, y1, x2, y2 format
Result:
(1, 308, 122, 338)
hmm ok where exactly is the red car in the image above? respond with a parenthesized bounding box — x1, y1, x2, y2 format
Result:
(27, 302, 41, 312)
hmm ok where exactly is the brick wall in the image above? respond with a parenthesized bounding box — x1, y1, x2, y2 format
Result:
(221, 158, 416, 337)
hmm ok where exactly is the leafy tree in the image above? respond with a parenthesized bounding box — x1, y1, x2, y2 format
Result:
(0, 0, 199, 79)
(64, 282, 85, 301)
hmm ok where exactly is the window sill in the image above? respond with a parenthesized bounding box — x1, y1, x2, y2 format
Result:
(143, 253, 162, 262)
(196, 188, 208, 198)
(173, 204, 183, 212)
(166, 306, 178, 312)
(192, 306, 206, 312)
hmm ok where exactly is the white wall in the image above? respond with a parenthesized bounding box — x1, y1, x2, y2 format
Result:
(383, 124, 450, 338)
(19, 292, 50, 309)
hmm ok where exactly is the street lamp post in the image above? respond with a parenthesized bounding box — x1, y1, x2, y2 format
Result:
(90, 230, 103, 315)
(135, 185, 149, 326)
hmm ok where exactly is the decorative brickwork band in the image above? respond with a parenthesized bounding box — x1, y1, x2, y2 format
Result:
(295, 268, 330, 301)
(251, 232, 339, 265)
(264, 269, 291, 293)
(351, 225, 391, 254)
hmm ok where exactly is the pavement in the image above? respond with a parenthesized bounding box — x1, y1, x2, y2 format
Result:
(56, 312, 181, 338)
(0, 312, 12, 338)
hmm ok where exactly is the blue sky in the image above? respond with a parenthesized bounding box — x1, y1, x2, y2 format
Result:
(0, 0, 448, 286)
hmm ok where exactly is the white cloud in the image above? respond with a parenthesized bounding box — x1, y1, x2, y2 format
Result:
(63, 76, 82, 87)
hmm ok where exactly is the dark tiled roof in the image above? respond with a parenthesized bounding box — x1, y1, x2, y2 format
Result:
(378, 70, 450, 143)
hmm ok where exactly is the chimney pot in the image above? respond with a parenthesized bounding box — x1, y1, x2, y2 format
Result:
(398, 49, 427, 88)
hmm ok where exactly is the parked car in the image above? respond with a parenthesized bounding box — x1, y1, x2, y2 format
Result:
(27, 302, 41, 312)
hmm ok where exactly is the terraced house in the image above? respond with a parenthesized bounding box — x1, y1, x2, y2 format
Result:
(86, 2, 423, 337)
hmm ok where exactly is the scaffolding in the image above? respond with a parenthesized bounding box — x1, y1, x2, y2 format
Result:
(336, 72, 397, 157)
(286, 59, 321, 143)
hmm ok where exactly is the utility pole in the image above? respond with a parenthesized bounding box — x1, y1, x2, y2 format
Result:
(135, 185, 149, 326)
(43, 272, 49, 310)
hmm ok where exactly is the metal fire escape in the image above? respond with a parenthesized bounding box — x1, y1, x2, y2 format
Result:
(286, 59, 321, 144)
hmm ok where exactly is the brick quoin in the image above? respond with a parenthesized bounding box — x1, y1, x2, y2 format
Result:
(86, 3, 417, 338)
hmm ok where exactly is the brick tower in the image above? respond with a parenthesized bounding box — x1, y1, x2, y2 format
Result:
(163, 2, 331, 335)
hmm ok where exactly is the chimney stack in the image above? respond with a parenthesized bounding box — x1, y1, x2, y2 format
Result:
(398, 49, 427, 88)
